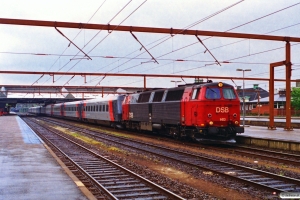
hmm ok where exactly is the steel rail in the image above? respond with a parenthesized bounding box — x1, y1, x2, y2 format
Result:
(23, 118, 117, 200)
(42, 117, 300, 193)
(229, 144, 300, 165)
(24, 117, 185, 200)
(163, 141, 300, 166)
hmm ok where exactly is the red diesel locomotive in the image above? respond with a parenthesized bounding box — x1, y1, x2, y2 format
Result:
(29, 81, 244, 142)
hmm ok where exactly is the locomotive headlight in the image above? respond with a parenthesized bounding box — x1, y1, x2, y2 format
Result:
(208, 113, 212, 118)
(218, 82, 223, 87)
(235, 121, 239, 125)
(209, 121, 214, 126)
(233, 113, 237, 118)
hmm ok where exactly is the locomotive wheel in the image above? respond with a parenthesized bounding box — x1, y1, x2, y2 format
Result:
(170, 127, 181, 140)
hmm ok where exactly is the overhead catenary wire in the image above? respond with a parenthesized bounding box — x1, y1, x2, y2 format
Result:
(36, 0, 107, 86)
(56, 0, 147, 86)
(55, 27, 92, 60)
(0, 51, 283, 65)
(106, 1, 300, 85)
(195, 35, 221, 66)
(87, 0, 245, 86)
(130, 31, 159, 64)
(101, 0, 244, 75)
(117, 28, 300, 87)
(14, 1, 300, 90)
(139, 3, 300, 84)
(53, 0, 136, 85)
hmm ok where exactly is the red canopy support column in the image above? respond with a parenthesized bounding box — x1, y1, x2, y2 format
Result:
(269, 61, 284, 129)
(285, 41, 293, 130)
(269, 42, 293, 130)
(269, 64, 275, 129)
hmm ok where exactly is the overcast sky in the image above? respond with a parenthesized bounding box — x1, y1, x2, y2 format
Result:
(1, 0, 300, 98)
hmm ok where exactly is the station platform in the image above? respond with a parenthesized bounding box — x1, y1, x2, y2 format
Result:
(241, 125, 300, 142)
(0, 115, 92, 200)
(243, 116, 300, 123)
(241, 116, 300, 129)
(237, 120, 300, 151)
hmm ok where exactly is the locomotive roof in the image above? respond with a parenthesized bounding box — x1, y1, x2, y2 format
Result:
(195, 82, 233, 87)
(134, 82, 234, 94)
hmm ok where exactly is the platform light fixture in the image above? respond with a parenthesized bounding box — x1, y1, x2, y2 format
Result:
(236, 68, 251, 127)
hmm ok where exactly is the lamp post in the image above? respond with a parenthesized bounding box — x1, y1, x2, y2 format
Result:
(171, 80, 181, 87)
(236, 68, 251, 127)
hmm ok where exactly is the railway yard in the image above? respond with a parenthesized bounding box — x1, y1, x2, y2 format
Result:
(1, 114, 299, 200)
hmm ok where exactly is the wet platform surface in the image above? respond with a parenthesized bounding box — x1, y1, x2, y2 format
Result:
(241, 125, 300, 142)
(0, 115, 88, 200)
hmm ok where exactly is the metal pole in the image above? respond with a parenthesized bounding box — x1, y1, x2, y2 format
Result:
(243, 71, 245, 127)
(237, 68, 251, 127)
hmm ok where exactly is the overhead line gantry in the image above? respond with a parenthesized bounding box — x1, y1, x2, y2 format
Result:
(0, 17, 299, 130)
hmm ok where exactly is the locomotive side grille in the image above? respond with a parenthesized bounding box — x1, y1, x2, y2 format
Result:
(129, 103, 149, 122)
(152, 102, 180, 124)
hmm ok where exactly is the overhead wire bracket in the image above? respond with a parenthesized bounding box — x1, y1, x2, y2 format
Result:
(195, 35, 221, 66)
(130, 31, 159, 64)
(55, 27, 92, 60)
(230, 78, 238, 88)
(63, 75, 75, 87)
(31, 74, 44, 86)
(81, 75, 87, 84)
(95, 75, 106, 86)
(49, 73, 55, 83)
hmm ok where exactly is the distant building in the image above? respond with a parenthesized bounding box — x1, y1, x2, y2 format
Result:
(235, 87, 300, 116)
(296, 79, 300, 87)
(236, 86, 269, 114)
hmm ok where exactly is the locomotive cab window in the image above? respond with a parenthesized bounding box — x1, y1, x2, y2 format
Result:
(206, 87, 221, 99)
(191, 88, 200, 99)
(222, 88, 237, 99)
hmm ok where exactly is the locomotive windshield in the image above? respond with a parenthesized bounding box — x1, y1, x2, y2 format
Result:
(206, 87, 221, 99)
(205, 87, 237, 100)
(223, 88, 237, 99)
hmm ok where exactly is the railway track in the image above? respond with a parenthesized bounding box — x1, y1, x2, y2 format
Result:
(23, 117, 185, 200)
(36, 117, 300, 194)
(223, 144, 300, 166)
